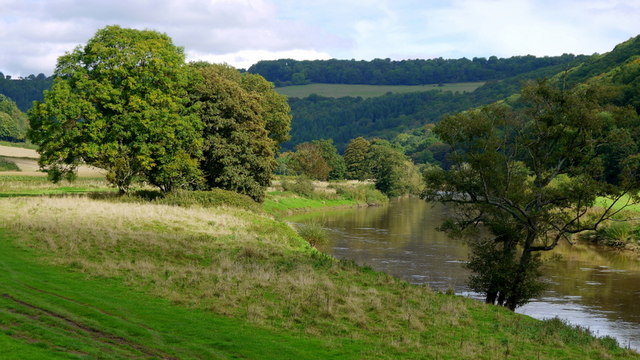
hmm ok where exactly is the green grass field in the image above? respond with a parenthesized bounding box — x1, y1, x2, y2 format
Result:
(275, 82, 486, 99)
(0, 184, 636, 359)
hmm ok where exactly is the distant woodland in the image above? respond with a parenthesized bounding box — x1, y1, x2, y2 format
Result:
(248, 54, 586, 86)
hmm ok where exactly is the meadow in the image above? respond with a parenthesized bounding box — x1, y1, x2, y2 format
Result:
(0, 147, 638, 359)
(275, 82, 485, 99)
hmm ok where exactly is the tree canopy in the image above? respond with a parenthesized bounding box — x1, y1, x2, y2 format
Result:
(189, 62, 285, 202)
(423, 80, 640, 310)
(28, 25, 202, 192)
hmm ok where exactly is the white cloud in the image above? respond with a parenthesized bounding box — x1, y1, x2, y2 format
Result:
(0, 0, 343, 76)
(0, 0, 639, 76)
(186, 48, 332, 70)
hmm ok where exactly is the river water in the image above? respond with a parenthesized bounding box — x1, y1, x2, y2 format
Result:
(289, 197, 640, 350)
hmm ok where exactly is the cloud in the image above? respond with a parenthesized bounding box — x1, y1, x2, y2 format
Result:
(0, 0, 639, 76)
(0, 0, 345, 76)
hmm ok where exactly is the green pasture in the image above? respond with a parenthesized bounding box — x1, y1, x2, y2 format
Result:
(275, 82, 486, 99)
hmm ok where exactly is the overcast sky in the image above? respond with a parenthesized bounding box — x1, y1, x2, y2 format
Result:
(1, 0, 639, 77)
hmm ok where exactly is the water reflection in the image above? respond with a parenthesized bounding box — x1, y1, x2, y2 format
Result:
(289, 197, 640, 351)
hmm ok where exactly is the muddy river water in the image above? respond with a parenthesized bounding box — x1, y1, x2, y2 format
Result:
(289, 197, 640, 350)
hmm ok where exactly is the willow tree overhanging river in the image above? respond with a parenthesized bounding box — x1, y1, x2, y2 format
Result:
(288, 197, 640, 351)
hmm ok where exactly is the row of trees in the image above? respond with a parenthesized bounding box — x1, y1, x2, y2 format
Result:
(0, 72, 52, 111)
(28, 26, 290, 202)
(279, 137, 423, 197)
(248, 55, 585, 86)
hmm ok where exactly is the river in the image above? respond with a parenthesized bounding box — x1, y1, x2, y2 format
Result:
(289, 197, 640, 350)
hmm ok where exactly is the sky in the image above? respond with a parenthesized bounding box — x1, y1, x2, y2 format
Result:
(1, 0, 639, 77)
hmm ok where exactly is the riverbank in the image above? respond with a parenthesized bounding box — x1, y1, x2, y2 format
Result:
(0, 188, 637, 358)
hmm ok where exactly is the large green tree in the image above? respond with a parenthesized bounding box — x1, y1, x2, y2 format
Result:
(312, 139, 346, 180)
(344, 137, 371, 180)
(424, 81, 640, 310)
(28, 26, 202, 193)
(368, 140, 423, 197)
(189, 63, 285, 202)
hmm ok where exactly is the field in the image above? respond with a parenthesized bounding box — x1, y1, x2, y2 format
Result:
(0, 145, 104, 177)
(0, 143, 637, 359)
(275, 82, 486, 99)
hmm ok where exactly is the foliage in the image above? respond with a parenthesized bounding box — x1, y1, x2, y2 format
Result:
(239, 72, 292, 146)
(423, 80, 640, 310)
(0, 72, 52, 111)
(28, 25, 202, 193)
(331, 183, 388, 205)
(280, 176, 315, 198)
(312, 139, 346, 180)
(249, 55, 585, 86)
(368, 140, 424, 197)
(189, 63, 279, 202)
(344, 137, 371, 180)
(0, 95, 28, 141)
(0, 158, 20, 171)
(289, 142, 331, 180)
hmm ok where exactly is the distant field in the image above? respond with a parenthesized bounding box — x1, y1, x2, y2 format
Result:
(0, 145, 105, 177)
(275, 82, 485, 98)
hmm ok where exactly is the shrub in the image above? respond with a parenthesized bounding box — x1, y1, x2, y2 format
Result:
(332, 183, 388, 205)
(281, 176, 315, 197)
(594, 222, 636, 247)
(0, 158, 19, 172)
(296, 222, 329, 248)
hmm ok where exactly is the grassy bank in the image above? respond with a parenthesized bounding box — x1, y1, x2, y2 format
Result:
(264, 179, 387, 215)
(0, 194, 636, 359)
(275, 82, 485, 99)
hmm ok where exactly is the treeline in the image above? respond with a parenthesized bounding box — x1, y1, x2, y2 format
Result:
(278, 137, 423, 197)
(0, 73, 53, 111)
(248, 54, 586, 86)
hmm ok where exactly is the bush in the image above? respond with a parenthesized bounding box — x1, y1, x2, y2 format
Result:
(332, 183, 387, 205)
(296, 222, 329, 248)
(594, 222, 636, 247)
(281, 176, 315, 197)
(0, 158, 19, 172)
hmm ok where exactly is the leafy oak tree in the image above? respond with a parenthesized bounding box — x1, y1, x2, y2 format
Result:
(423, 80, 640, 310)
(28, 26, 202, 193)
(344, 137, 371, 180)
(189, 63, 287, 202)
(289, 142, 331, 181)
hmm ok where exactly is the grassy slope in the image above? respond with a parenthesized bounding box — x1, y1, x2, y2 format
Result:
(275, 82, 485, 99)
(0, 193, 636, 359)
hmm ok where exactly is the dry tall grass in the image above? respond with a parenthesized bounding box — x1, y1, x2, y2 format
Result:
(0, 196, 630, 358)
(0, 196, 466, 349)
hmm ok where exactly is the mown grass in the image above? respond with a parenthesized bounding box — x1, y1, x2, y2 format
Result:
(0, 195, 636, 359)
(0, 228, 359, 359)
(275, 82, 486, 99)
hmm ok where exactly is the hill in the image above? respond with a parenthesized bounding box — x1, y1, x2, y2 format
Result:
(249, 55, 585, 87)
(275, 82, 484, 99)
(276, 35, 640, 152)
